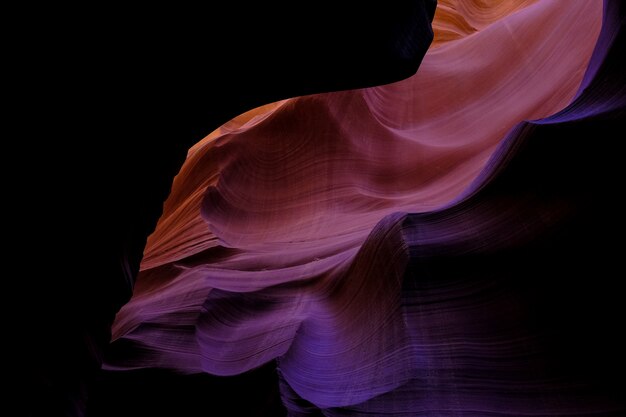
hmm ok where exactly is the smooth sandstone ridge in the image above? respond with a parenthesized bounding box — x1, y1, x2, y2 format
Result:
(107, 0, 626, 414)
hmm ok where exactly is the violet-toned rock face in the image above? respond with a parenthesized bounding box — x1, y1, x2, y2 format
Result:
(106, 0, 626, 415)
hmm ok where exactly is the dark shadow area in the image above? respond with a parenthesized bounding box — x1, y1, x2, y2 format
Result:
(87, 363, 286, 417)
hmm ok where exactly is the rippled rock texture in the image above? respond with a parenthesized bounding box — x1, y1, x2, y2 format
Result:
(106, 0, 625, 415)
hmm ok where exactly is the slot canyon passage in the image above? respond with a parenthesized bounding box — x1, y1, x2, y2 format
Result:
(88, 0, 625, 416)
